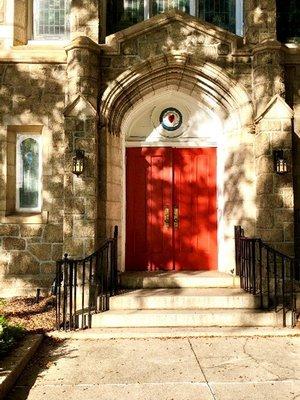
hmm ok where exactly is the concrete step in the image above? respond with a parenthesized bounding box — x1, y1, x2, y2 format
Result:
(120, 271, 239, 289)
(91, 308, 290, 328)
(48, 326, 300, 340)
(110, 288, 260, 310)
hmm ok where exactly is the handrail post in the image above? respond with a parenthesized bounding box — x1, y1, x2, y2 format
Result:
(234, 226, 242, 276)
(234, 226, 296, 328)
(54, 225, 121, 331)
(274, 252, 278, 310)
(282, 256, 286, 327)
(258, 239, 263, 308)
(291, 259, 295, 327)
(62, 254, 68, 331)
(88, 258, 93, 329)
(113, 225, 119, 294)
(69, 260, 73, 331)
(55, 261, 62, 330)
(251, 239, 256, 294)
(266, 249, 271, 310)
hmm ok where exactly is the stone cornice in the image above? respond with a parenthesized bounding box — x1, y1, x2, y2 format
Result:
(252, 39, 283, 54)
(255, 94, 294, 123)
(64, 36, 101, 54)
(0, 45, 67, 63)
(64, 94, 97, 117)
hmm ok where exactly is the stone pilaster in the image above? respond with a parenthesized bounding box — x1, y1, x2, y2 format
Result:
(66, 36, 100, 107)
(63, 36, 100, 258)
(252, 40, 285, 117)
(255, 96, 294, 256)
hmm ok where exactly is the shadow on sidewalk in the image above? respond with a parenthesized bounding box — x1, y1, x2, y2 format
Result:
(7, 337, 76, 400)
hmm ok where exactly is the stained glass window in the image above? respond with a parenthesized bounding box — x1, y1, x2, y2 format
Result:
(106, 1, 242, 36)
(34, 0, 70, 40)
(16, 136, 42, 211)
(198, 0, 236, 34)
(152, 0, 190, 15)
(106, 0, 145, 36)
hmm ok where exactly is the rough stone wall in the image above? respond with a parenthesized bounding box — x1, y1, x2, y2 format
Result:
(252, 43, 285, 116)
(0, 63, 67, 295)
(244, 0, 277, 45)
(63, 116, 98, 258)
(100, 18, 251, 93)
(250, 37, 295, 256)
(287, 65, 300, 258)
(63, 37, 100, 258)
(255, 110, 294, 256)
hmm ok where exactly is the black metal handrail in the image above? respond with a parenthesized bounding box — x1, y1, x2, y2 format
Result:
(235, 226, 297, 327)
(55, 226, 118, 331)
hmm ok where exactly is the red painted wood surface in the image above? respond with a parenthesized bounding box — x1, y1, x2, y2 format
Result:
(126, 147, 217, 271)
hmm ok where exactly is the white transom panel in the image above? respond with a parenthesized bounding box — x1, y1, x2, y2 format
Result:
(123, 89, 223, 147)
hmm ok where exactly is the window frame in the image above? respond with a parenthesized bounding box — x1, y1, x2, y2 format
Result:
(29, 0, 71, 42)
(16, 133, 43, 213)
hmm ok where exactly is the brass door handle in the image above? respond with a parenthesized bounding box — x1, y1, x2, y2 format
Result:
(164, 206, 170, 228)
(174, 206, 179, 228)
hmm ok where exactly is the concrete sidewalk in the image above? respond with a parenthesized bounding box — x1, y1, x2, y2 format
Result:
(7, 335, 300, 400)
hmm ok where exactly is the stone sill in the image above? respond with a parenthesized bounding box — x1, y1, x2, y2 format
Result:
(0, 211, 49, 224)
(27, 39, 69, 46)
(0, 46, 67, 63)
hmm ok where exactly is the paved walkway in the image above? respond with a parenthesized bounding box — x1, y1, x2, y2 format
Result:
(8, 335, 300, 400)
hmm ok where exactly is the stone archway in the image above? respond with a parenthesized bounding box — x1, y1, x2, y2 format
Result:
(99, 53, 255, 272)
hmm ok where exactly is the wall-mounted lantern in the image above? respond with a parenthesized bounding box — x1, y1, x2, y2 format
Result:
(72, 149, 85, 176)
(273, 150, 288, 174)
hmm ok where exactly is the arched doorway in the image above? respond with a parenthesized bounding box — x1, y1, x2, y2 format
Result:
(100, 54, 254, 274)
(123, 89, 221, 271)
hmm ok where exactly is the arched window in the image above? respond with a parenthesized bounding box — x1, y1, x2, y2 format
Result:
(106, 0, 243, 36)
(33, 0, 70, 40)
(16, 135, 42, 212)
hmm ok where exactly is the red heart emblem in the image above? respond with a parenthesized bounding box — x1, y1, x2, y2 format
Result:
(168, 114, 175, 123)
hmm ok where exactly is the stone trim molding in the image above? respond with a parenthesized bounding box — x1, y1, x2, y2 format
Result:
(255, 94, 294, 123)
(0, 211, 49, 225)
(101, 52, 253, 136)
(63, 94, 97, 118)
(65, 36, 101, 54)
(105, 9, 243, 55)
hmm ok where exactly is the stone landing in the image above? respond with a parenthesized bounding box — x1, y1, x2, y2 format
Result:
(120, 271, 240, 289)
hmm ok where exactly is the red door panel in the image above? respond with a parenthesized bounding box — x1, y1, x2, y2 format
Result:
(126, 148, 173, 271)
(126, 147, 217, 271)
(144, 148, 173, 270)
(173, 148, 217, 270)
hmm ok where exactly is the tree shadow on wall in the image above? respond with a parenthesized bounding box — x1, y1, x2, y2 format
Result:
(0, 60, 99, 290)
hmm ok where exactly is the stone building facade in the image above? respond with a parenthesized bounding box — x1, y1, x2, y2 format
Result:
(0, 1, 299, 295)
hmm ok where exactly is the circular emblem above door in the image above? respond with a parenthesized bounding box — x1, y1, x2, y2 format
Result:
(160, 108, 183, 131)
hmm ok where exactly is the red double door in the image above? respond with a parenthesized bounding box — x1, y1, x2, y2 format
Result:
(126, 147, 217, 271)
